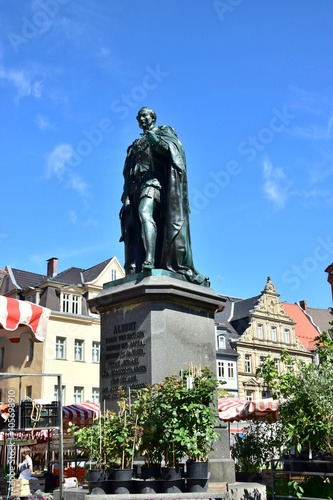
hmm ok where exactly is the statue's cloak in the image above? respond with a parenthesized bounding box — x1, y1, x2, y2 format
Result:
(154, 126, 208, 285)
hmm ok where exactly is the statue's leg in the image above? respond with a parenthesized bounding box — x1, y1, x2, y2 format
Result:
(138, 196, 157, 270)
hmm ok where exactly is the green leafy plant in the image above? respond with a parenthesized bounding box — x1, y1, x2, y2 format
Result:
(134, 364, 220, 467)
(179, 365, 220, 462)
(67, 412, 114, 469)
(232, 419, 285, 473)
(105, 389, 141, 469)
(68, 390, 140, 470)
(257, 325, 333, 456)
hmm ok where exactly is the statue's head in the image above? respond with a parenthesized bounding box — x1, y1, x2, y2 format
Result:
(136, 107, 156, 130)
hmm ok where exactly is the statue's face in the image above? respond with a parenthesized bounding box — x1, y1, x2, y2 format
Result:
(137, 109, 155, 131)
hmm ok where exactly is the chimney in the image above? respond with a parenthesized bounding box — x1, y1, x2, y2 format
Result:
(47, 257, 58, 278)
(299, 300, 307, 312)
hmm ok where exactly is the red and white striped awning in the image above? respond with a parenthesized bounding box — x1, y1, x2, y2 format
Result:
(0, 429, 50, 443)
(62, 402, 100, 427)
(0, 296, 50, 343)
(218, 397, 279, 423)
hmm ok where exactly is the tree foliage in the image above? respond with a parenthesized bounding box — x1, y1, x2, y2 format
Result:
(257, 324, 333, 455)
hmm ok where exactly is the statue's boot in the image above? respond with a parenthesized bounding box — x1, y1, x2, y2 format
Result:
(141, 220, 157, 270)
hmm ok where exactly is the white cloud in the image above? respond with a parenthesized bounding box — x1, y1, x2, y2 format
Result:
(84, 217, 99, 228)
(46, 144, 73, 180)
(46, 144, 89, 197)
(68, 210, 78, 224)
(0, 66, 43, 102)
(262, 158, 291, 210)
(292, 115, 333, 141)
(35, 113, 55, 131)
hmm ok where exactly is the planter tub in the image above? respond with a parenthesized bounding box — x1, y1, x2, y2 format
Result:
(141, 464, 161, 479)
(88, 468, 107, 482)
(110, 468, 133, 481)
(186, 460, 209, 479)
(161, 466, 181, 480)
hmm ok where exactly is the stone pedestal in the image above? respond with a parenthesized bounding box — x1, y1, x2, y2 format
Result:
(89, 270, 225, 410)
(89, 270, 235, 483)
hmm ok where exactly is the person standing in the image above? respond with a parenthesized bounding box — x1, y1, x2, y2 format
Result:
(19, 451, 33, 479)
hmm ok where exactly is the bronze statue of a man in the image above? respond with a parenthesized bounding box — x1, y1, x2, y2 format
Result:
(120, 107, 209, 286)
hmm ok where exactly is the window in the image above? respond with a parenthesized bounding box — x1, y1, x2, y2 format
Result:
(217, 361, 225, 378)
(111, 269, 117, 281)
(62, 293, 80, 314)
(74, 339, 84, 361)
(260, 356, 266, 367)
(28, 294, 36, 304)
(92, 388, 100, 403)
(54, 385, 66, 405)
(73, 386, 84, 403)
(274, 358, 280, 374)
(72, 295, 79, 314)
(92, 341, 100, 363)
(271, 327, 277, 342)
(262, 390, 271, 399)
(246, 390, 254, 401)
(218, 335, 226, 349)
(5, 277, 9, 293)
(0, 347, 4, 369)
(245, 354, 252, 373)
(227, 362, 234, 379)
(55, 337, 66, 359)
(257, 324, 263, 339)
(284, 329, 290, 344)
(62, 294, 70, 313)
(28, 340, 34, 361)
(26, 386, 32, 398)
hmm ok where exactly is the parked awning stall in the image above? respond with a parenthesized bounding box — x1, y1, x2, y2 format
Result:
(218, 397, 279, 424)
(0, 296, 51, 343)
(62, 402, 100, 427)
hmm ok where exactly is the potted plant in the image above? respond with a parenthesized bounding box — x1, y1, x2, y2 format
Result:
(178, 365, 220, 491)
(67, 418, 107, 482)
(132, 385, 162, 479)
(105, 389, 141, 494)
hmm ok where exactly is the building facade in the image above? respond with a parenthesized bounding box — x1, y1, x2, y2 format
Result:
(215, 277, 314, 400)
(0, 257, 124, 405)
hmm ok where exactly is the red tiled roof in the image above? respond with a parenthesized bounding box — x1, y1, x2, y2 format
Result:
(282, 303, 320, 351)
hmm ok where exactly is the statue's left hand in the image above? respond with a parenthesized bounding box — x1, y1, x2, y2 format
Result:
(146, 130, 159, 147)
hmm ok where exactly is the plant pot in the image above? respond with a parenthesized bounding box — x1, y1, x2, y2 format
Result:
(110, 468, 133, 481)
(186, 477, 209, 492)
(134, 478, 161, 493)
(141, 464, 161, 479)
(160, 478, 185, 493)
(161, 466, 181, 480)
(88, 468, 107, 482)
(186, 460, 209, 479)
(88, 480, 113, 494)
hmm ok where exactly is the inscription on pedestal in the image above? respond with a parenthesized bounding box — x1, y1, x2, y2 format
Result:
(101, 321, 149, 400)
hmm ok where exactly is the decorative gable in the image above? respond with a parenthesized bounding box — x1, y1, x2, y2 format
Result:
(239, 277, 308, 352)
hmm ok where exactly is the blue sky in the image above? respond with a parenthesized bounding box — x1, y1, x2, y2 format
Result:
(1, 0, 332, 308)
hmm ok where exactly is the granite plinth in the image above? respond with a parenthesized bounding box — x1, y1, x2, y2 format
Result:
(88, 271, 225, 411)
